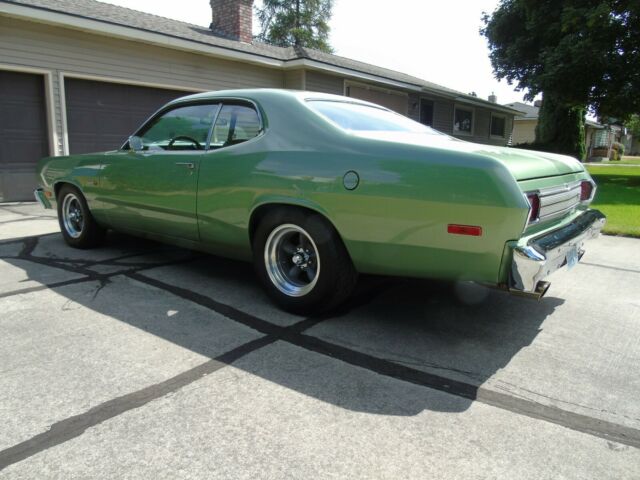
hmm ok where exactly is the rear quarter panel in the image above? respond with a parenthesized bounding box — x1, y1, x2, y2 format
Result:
(198, 131, 530, 284)
(309, 139, 530, 283)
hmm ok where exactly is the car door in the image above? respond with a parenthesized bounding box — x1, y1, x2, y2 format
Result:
(197, 101, 265, 255)
(99, 102, 220, 241)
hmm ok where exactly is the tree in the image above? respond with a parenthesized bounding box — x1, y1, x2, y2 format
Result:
(482, 1, 640, 159)
(256, 0, 334, 53)
(625, 114, 640, 138)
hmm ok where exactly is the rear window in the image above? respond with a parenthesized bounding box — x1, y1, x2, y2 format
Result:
(306, 100, 442, 135)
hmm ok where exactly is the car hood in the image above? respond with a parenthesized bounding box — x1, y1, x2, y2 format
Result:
(353, 131, 584, 181)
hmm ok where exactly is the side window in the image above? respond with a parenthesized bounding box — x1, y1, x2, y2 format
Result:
(211, 104, 262, 149)
(138, 103, 219, 151)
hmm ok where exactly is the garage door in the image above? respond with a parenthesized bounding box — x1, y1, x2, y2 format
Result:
(347, 84, 408, 115)
(65, 78, 189, 154)
(0, 70, 49, 202)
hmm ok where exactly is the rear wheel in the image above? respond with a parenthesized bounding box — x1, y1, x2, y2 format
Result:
(253, 208, 357, 315)
(57, 184, 105, 248)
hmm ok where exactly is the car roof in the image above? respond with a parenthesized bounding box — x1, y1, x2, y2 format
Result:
(168, 88, 386, 110)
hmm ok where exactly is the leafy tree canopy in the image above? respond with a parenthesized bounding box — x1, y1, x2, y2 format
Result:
(256, 0, 334, 53)
(625, 114, 640, 137)
(482, 0, 640, 120)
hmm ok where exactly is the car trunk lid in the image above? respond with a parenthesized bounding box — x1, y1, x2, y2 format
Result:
(353, 132, 585, 180)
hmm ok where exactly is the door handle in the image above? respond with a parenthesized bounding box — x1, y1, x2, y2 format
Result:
(175, 162, 195, 170)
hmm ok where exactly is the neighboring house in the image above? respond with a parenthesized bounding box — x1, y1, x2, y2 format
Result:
(0, 0, 520, 201)
(505, 100, 613, 161)
(625, 136, 640, 156)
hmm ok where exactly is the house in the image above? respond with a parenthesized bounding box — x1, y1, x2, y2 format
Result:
(0, 0, 521, 201)
(505, 101, 611, 161)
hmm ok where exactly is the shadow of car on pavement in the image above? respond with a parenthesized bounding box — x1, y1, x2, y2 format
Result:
(2, 231, 563, 416)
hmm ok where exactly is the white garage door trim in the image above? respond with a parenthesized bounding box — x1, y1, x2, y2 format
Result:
(0, 63, 57, 157)
(59, 72, 207, 155)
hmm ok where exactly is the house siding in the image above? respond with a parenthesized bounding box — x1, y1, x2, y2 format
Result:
(283, 69, 305, 90)
(511, 119, 537, 145)
(305, 71, 344, 95)
(0, 17, 284, 155)
(407, 94, 456, 132)
(432, 98, 454, 134)
(1, 15, 518, 158)
(413, 96, 512, 146)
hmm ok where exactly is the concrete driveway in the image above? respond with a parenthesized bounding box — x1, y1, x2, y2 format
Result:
(1, 202, 639, 479)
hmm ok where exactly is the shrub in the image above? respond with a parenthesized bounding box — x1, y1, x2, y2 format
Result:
(611, 142, 625, 161)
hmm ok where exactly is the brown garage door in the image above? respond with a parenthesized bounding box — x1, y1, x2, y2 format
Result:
(0, 70, 49, 202)
(347, 84, 408, 115)
(65, 78, 189, 154)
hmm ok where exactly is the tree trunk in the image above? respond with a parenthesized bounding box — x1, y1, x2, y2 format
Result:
(294, 0, 300, 47)
(535, 92, 586, 161)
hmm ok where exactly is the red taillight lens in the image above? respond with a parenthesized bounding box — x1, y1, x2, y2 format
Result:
(580, 181, 594, 201)
(527, 193, 540, 223)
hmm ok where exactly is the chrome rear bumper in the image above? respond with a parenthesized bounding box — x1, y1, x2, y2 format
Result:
(34, 188, 52, 209)
(510, 209, 606, 298)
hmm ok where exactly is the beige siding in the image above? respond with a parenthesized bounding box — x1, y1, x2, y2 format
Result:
(283, 69, 305, 90)
(0, 17, 283, 155)
(473, 108, 491, 139)
(347, 84, 408, 115)
(305, 71, 344, 95)
(1, 16, 520, 155)
(511, 119, 537, 145)
(432, 98, 454, 134)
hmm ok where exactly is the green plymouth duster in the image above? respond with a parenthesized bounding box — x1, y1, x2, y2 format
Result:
(35, 89, 605, 313)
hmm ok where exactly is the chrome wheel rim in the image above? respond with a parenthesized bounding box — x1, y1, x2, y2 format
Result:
(264, 224, 320, 297)
(62, 193, 84, 239)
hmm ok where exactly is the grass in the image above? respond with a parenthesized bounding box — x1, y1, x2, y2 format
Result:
(619, 156, 640, 165)
(586, 165, 640, 238)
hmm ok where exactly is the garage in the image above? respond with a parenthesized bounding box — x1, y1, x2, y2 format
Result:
(0, 70, 49, 202)
(346, 83, 408, 115)
(64, 78, 190, 154)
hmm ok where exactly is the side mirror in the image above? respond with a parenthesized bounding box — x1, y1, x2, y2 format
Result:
(128, 136, 144, 152)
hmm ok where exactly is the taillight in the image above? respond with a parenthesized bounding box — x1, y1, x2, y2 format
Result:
(527, 193, 540, 223)
(580, 181, 594, 202)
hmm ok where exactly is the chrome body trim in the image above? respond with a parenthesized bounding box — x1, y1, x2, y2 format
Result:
(34, 188, 52, 209)
(524, 179, 597, 226)
(510, 209, 606, 295)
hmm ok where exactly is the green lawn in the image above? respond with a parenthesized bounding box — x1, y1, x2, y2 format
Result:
(620, 156, 640, 165)
(587, 165, 640, 237)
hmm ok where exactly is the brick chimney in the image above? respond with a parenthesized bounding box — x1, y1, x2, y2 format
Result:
(210, 0, 253, 43)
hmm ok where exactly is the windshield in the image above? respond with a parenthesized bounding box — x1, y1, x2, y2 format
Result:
(306, 100, 444, 135)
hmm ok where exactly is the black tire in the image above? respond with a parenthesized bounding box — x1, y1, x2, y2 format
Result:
(57, 184, 106, 249)
(252, 207, 358, 315)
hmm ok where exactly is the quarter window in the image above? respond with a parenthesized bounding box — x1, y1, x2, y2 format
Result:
(137, 103, 219, 151)
(211, 104, 261, 148)
(453, 106, 474, 135)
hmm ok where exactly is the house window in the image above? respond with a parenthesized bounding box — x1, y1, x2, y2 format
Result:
(420, 99, 434, 127)
(453, 106, 473, 135)
(490, 114, 506, 138)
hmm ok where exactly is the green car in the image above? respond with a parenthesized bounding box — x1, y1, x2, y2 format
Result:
(35, 89, 605, 313)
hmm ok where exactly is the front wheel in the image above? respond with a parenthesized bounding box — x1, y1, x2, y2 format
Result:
(253, 209, 357, 315)
(57, 185, 105, 249)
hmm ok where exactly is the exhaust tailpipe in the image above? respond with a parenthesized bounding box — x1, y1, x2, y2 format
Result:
(509, 280, 551, 300)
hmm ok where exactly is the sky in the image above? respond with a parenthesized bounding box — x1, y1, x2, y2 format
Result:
(104, 0, 534, 105)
